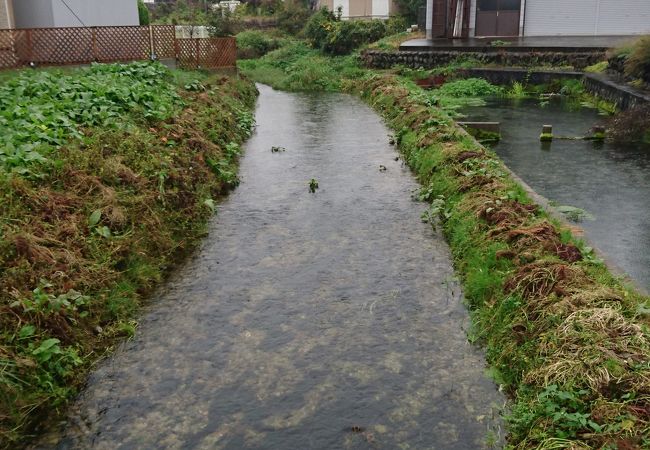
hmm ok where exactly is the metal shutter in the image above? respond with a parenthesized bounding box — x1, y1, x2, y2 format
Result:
(524, 0, 650, 36)
(596, 0, 650, 35)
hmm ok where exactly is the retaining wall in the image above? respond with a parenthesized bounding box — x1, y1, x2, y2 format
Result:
(361, 50, 606, 71)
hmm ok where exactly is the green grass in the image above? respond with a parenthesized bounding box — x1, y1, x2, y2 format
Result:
(0, 64, 258, 448)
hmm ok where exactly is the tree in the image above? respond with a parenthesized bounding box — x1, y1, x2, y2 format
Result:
(138, 0, 150, 25)
(394, 0, 425, 23)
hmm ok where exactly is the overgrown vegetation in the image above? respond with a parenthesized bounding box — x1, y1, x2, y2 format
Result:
(0, 63, 257, 447)
(304, 7, 389, 55)
(241, 42, 650, 448)
(236, 29, 288, 59)
(625, 36, 650, 84)
(0, 63, 180, 177)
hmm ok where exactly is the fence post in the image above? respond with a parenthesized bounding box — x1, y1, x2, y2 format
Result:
(149, 25, 155, 60)
(174, 28, 180, 65)
(92, 27, 98, 62)
(195, 37, 200, 69)
(26, 29, 33, 65)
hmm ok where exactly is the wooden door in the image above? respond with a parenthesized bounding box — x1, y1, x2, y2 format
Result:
(475, 0, 520, 37)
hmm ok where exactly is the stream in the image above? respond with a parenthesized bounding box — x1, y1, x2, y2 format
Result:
(42, 85, 504, 449)
(463, 97, 650, 292)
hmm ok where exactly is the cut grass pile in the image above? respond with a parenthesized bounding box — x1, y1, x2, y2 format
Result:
(0, 64, 257, 447)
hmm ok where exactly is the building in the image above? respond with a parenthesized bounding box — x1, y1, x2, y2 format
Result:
(0, 0, 14, 29)
(10, 0, 139, 29)
(426, 0, 650, 39)
(318, 0, 399, 20)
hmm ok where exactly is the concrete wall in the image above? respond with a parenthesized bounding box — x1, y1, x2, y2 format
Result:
(13, 0, 139, 29)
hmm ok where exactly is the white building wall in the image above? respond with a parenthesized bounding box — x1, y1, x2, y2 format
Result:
(372, 0, 389, 18)
(51, 0, 139, 27)
(13, 0, 139, 29)
(333, 0, 350, 19)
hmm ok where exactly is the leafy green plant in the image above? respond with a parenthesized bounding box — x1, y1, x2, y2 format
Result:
(0, 62, 181, 176)
(504, 81, 527, 99)
(436, 78, 502, 98)
(309, 178, 319, 193)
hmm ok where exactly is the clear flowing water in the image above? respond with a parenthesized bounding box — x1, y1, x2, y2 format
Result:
(43, 85, 503, 449)
(463, 98, 650, 291)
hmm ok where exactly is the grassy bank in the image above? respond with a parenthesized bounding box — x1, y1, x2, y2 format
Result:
(241, 46, 650, 448)
(0, 63, 257, 447)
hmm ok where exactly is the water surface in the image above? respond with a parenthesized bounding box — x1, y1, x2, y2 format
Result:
(463, 97, 650, 291)
(46, 85, 503, 449)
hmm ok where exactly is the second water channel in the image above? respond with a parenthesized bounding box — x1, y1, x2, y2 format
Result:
(46, 85, 504, 449)
(463, 97, 650, 291)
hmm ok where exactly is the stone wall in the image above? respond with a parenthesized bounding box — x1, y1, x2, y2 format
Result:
(361, 50, 606, 71)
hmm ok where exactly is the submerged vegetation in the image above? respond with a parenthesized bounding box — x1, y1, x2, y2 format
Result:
(0, 63, 257, 447)
(241, 34, 650, 448)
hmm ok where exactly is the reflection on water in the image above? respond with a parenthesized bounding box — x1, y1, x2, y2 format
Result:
(44, 85, 503, 449)
(463, 97, 650, 291)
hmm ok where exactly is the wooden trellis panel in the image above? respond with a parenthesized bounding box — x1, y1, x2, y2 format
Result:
(95, 26, 150, 62)
(176, 37, 237, 70)
(0, 26, 236, 70)
(0, 30, 19, 68)
(152, 25, 175, 59)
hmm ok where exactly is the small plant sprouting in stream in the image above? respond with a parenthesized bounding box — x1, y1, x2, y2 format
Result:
(309, 178, 319, 193)
(379, 165, 387, 172)
(271, 146, 286, 153)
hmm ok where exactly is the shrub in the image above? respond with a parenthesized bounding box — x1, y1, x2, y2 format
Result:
(208, 9, 242, 37)
(138, 0, 150, 25)
(303, 7, 337, 47)
(322, 20, 387, 55)
(385, 15, 408, 35)
(276, 2, 312, 35)
(624, 36, 650, 83)
(607, 103, 650, 144)
(393, 0, 425, 22)
(236, 30, 282, 59)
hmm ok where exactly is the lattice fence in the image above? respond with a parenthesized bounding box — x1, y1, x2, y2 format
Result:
(0, 25, 236, 70)
(176, 37, 237, 70)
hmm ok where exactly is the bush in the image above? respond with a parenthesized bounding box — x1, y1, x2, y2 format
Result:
(393, 0, 425, 22)
(236, 30, 283, 59)
(625, 36, 650, 83)
(607, 104, 650, 144)
(138, 0, 150, 25)
(208, 9, 242, 37)
(304, 8, 388, 55)
(276, 2, 312, 35)
(322, 20, 387, 55)
(303, 7, 337, 48)
(385, 15, 408, 35)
